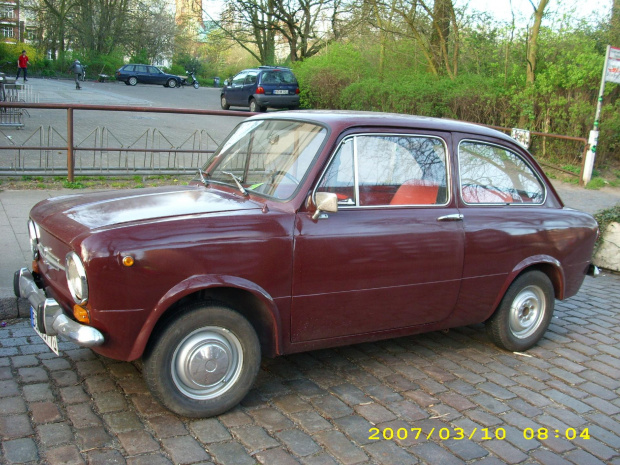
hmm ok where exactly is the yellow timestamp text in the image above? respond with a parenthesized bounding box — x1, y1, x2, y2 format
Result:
(368, 427, 590, 441)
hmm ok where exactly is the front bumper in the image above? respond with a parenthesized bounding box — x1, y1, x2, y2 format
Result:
(14, 268, 104, 348)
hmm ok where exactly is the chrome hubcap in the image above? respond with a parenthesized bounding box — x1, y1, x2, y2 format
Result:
(509, 285, 545, 339)
(172, 327, 243, 399)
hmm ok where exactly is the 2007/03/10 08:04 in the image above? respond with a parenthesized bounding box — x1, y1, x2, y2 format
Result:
(369, 427, 591, 441)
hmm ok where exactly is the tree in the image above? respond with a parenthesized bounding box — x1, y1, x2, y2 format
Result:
(23, 0, 78, 62)
(525, 0, 549, 84)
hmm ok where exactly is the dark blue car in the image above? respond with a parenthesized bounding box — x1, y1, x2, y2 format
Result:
(115, 64, 184, 88)
(220, 66, 300, 112)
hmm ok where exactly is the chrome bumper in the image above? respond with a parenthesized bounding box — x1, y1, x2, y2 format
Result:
(14, 268, 104, 347)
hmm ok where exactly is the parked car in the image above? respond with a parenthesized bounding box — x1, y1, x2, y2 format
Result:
(15, 111, 598, 418)
(220, 66, 300, 112)
(115, 64, 184, 88)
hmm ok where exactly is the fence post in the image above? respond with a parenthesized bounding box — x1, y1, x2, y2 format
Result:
(67, 108, 74, 182)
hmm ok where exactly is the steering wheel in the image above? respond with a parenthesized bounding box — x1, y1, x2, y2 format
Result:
(271, 170, 300, 185)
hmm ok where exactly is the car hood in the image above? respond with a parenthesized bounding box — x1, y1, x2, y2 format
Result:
(31, 186, 262, 243)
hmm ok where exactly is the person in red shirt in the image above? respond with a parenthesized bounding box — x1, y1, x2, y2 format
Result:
(16, 50, 29, 82)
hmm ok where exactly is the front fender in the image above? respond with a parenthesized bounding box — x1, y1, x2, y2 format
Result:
(125, 274, 282, 360)
(487, 255, 565, 319)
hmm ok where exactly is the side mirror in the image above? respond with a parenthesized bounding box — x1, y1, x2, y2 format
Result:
(311, 192, 338, 220)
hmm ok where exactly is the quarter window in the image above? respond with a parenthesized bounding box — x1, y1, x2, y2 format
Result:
(459, 141, 544, 204)
(318, 135, 448, 206)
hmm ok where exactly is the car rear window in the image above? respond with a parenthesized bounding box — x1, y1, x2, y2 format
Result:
(261, 70, 297, 85)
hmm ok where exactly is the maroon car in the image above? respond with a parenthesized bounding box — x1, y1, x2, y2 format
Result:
(15, 111, 599, 417)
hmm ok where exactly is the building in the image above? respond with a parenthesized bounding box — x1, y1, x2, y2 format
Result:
(0, 0, 19, 43)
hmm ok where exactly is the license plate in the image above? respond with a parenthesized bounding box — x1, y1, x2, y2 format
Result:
(274, 90, 288, 95)
(30, 306, 59, 355)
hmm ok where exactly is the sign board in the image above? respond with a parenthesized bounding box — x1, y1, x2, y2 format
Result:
(605, 46, 620, 84)
(511, 128, 531, 148)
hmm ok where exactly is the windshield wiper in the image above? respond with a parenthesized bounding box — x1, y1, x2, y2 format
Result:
(197, 168, 209, 186)
(222, 171, 248, 196)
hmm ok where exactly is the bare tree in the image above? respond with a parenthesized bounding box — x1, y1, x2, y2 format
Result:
(525, 0, 550, 84)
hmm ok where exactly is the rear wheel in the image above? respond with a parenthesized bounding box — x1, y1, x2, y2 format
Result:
(486, 271, 554, 352)
(249, 99, 264, 112)
(128, 76, 138, 86)
(143, 302, 261, 417)
(167, 78, 177, 88)
(221, 95, 230, 110)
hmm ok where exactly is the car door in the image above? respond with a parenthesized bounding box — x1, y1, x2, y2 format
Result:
(146, 66, 165, 85)
(134, 65, 149, 83)
(291, 132, 465, 342)
(451, 135, 550, 321)
(226, 72, 248, 105)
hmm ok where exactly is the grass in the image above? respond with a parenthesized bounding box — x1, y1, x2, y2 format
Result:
(1, 174, 193, 190)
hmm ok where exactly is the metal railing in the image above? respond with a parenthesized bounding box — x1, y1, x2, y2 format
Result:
(0, 102, 250, 181)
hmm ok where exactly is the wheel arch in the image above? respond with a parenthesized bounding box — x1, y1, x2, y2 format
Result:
(130, 275, 282, 360)
(487, 256, 565, 320)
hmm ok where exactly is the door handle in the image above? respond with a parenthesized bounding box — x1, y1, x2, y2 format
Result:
(437, 214, 464, 222)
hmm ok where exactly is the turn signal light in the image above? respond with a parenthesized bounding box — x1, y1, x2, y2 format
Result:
(73, 304, 90, 324)
(122, 255, 135, 267)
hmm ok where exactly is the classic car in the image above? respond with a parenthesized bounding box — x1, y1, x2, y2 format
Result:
(15, 111, 599, 417)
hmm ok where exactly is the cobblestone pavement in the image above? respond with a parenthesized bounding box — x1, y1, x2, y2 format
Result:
(1, 273, 620, 465)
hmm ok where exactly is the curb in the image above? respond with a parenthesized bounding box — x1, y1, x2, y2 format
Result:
(0, 288, 30, 320)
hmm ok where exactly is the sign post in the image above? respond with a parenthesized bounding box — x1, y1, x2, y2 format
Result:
(583, 45, 620, 185)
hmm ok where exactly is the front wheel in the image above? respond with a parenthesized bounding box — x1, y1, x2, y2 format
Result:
(486, 271, 554, 352)
(193, 81, 199, 89)
(167, 78, 177, 88)
(143, 303, 261, 417)
(221, 95, 230, 110)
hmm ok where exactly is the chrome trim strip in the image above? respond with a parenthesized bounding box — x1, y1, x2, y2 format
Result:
(39, 245, 65, 271)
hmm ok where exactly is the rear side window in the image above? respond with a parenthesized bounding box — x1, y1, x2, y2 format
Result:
(459, 141, 544, 204)
(124, 65, 135, 72)
(261, 70, 297, 85)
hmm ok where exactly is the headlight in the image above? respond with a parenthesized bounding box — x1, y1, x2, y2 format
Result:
(65, 252, 88, 304)
(28, 220, 40, 259)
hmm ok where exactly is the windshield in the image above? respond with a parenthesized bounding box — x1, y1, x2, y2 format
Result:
(200, 119, 327, 200)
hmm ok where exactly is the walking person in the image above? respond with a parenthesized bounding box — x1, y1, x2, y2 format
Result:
(68, 59, 83, 90)
(16, 50, 29, 83)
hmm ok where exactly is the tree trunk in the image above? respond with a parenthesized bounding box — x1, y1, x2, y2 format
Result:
(526, 0, 549, 85)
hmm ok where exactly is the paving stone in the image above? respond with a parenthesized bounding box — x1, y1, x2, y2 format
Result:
(364, 440, 418, 464)
(0, 380, 20, 398)
(255, 447, 302, 465)
(437, 392, 476, 411)
(30, 401, 62, 424)
(37, 422, 73, 446)
(190, 418, 232, 443)
(0, 396, 27, 414)
(126, 454, 174, 465)
(443, 438, 489, 461)
(51, 369, 79, 386)
(311, 395, 353, 419)
(103, 411, 144, 433)
(315, 430, 368, 465)
(290, 410, 333, 433)
(66, 403, 102, 428)
(146, 415, 188, 438)
(75, 426, 113, 450)
(273, 394, 312, 413)
(276, 429, 321, 456)
(2, 437, 39, 463)
(41, 357, 72, 371)
(59, 385, 91, 404)
(45, 444, 85, 465)
(219, 408, 254, 428)
(162, 435, 211, 464)
(333, 415, 376, 446)
(354, 402, 397, 423)
(411, 442, 465, 465)
(92, 390, 127, 413)
(330, 384, 371, 406)
(131, 394, 169, 416)
(300, 453, 338, 465)
(87, 449, 127, 465)
(11, 355, 38, 367)
(232, 425, 280, 451)
(251, 407, 294, 431)
(117, 430, 160, 455)
(0, 414, 33, 439)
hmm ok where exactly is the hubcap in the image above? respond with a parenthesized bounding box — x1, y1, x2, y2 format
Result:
(172, 327, 243, 399)
(508, 285, 545, 339)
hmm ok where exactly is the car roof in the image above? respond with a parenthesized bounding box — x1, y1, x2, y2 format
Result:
(249, 110, 517, 144)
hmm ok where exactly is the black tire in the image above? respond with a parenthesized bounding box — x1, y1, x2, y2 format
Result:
(486, 271, 554, 352)
(128, 76, 138, 86)
(167, 78, 177, 88)
(193, 81, 199, 89)
(220, 95, 230, 110)
(124, 81, 131, 86)
(143, 302, 261, 417)
(249, 98, 264, 112)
